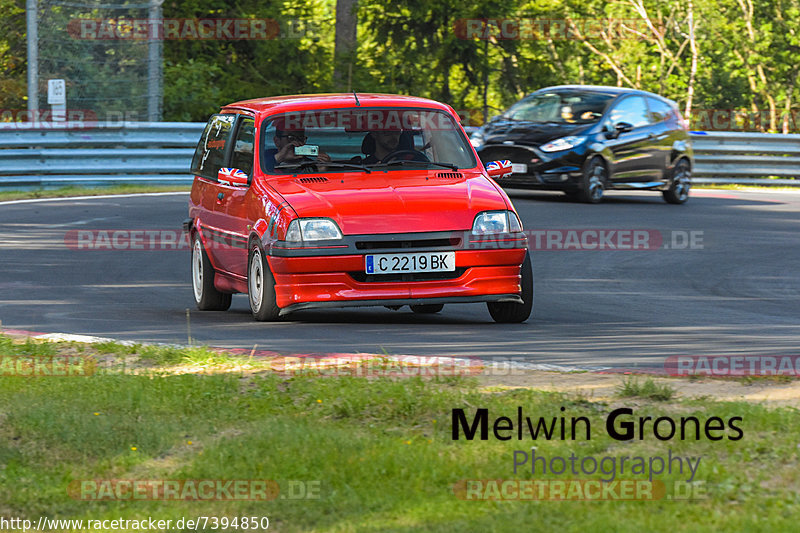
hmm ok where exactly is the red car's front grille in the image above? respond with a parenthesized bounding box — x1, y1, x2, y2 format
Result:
(348, 268, 467, 283)
(355, 237, 461, 250)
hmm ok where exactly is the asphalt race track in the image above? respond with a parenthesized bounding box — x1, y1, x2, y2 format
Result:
(1, 189, 799, 369)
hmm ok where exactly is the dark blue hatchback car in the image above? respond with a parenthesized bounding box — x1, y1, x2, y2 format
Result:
(471, 85, 693, 204)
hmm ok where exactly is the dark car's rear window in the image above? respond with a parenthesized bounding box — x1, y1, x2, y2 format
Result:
(646, 97, 675, 123)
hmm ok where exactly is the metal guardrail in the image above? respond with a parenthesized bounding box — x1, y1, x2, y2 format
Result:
(0, 122, 204, 188)
(1, 123, 799, 188)
(690, 131, 800, 185)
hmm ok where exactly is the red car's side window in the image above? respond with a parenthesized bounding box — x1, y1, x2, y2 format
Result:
(190, 114, 236, 180)
(230, 118, 256, 177)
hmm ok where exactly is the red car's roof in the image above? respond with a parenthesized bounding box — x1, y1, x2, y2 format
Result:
(221, 93, 453, 116)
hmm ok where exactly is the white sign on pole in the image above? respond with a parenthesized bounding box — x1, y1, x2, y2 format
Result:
(47, 79, 66, 105)
(47, 79, 66, 122)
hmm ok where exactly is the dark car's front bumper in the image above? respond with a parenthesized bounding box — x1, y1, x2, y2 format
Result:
(478, 143, 584, 189)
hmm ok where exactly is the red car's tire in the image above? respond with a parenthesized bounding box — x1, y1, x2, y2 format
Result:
(487, 251, 533, 323)
(191, 234, 232, 311)
(248, 245, 281, 321)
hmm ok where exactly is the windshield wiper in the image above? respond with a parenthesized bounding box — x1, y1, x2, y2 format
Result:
(368, 160, 459, 171)
(276, 161, 371, 173)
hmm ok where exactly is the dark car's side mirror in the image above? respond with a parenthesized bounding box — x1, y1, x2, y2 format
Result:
(611, 122, 633, 138)
(217, 167, 249, 186)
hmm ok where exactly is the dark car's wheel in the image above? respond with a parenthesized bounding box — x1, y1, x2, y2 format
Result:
(663, 159, 691, 204)
(578, 157, 607, 204)
(191, 234, 232, 311)
(487, 251, 533, 323)
(248, 244, 281, 321)
(410, 304, 444, 314)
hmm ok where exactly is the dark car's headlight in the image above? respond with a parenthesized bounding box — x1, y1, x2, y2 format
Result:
(539, 135, 587, 153)
(285, 218, 343, 242)
(472, 210, 523, 235)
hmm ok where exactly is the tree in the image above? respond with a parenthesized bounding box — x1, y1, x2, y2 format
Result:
(333, 0, 358, 91)
(0, 0, 31, 112)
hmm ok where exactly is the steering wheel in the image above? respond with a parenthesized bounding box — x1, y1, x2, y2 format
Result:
(380, 150, 429, 163)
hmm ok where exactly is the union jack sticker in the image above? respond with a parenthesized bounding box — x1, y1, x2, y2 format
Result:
(219, 168, 248, 179)
(485, 159, 513, 178)
(218, 167, 249, 185)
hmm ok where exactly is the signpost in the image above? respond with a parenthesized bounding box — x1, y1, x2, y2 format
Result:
(47, 78, 66, 122)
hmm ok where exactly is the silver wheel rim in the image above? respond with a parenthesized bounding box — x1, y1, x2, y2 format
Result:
(192, 239, 203, 303)
(674, 167, 691, 201)
(249, 249, 263, 313)
(588, 164, 605, 201)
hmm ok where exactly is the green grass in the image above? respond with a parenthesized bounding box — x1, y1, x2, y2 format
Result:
(0, 335, 798, 532)
(0, 185, 189, 202)
(617, 377, 677, 401)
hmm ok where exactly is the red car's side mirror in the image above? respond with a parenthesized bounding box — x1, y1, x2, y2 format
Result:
(218, 167, 249, 186)
(485, 160, 513, 179)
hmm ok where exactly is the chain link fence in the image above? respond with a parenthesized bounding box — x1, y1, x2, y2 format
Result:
(32, 0, 162, 123)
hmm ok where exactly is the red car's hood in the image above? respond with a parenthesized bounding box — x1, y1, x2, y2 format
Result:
(266, 171, 509, 235)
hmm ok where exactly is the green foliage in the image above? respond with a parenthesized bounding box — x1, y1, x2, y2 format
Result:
(4, 0, 800, 129)
(617, 376, 677, 401)
(162, 0, 334, 121)
(0, 0, 27, 111)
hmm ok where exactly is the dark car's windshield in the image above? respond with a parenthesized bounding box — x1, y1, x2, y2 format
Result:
(260, 107, 477, 174)
(503, 91, 615, 124)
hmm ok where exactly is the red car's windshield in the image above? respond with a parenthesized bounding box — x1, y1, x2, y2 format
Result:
(260, 107, 477, 174)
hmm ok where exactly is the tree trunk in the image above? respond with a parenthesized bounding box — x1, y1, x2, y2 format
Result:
(333, 0, 359, 92)
(684, 0, 698, 119)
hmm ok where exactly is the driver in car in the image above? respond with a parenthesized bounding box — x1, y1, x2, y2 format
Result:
(263, 125, 331, 171)
(356, 129, 427, 165)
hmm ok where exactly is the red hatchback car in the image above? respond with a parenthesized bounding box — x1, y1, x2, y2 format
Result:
(185, 93, 532, 322)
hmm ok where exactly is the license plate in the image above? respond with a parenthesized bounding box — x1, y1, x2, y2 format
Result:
(511, 163, 527, 174)
(365, 252, 455, 274)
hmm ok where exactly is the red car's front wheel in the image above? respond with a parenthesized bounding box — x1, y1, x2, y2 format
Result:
(487, 251, 533, 323)
(191, 234, 232, 311)
(248, 245, 281, 321)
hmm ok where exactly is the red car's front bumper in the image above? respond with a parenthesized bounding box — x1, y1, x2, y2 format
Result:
(267, 248, 527, 314)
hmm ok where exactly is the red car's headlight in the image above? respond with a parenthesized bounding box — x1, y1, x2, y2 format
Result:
(285, 218, 343, 242)
(472, 210, 522, 235)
